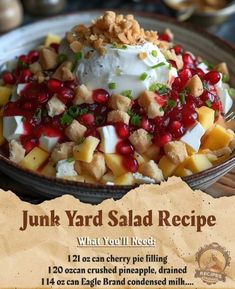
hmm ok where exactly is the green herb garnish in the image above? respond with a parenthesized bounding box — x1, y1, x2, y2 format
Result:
(18, 60, 29, 69)
(122, 45, 128, 49)
(149, 83, 168, 94)
(131, 115, 141, 126)
(57, 53, 68, 64)
(228, 87, 235, 97)
(205, 100, 212, 108)
(122, 90, 132, 99)
(67, 158, 75, 163)
(202, 60, 214, 70)
(167, 100, 177, 108)
(139, 72, 148, 81)
(151, 50, 158, 57)
(150, 62, 166, 69)
(112, 42, 118, 48)
(78, 137, 85, 145)
(60, 111, 73, 125)
(75, 52, 82, 61)
(179, 88, 189, 105)
(222, 74, 229, 83)
(108, 82, 116, 90)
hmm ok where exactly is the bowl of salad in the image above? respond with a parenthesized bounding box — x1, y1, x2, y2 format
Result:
(0, 11, 234, 203)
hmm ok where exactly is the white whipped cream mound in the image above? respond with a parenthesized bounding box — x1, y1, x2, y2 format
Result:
(60, 40, 177, 99)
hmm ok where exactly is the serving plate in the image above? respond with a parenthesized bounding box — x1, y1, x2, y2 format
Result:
(0, 11, 234, 203)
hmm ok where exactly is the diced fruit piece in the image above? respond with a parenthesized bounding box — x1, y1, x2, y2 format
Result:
(47, 95, 66, 117)
(104, 154, 128, 177)
(0, 117, 4, 145)
(144, 144, 160, 161)
(107, 110, 130, 125)
(138, 90, 164, 119)
(65, 120, 87, 142)
(0, 86, 12, 106)
(66, 175, 85, 182)
(139, 160, 164, 182)
(44, 34, 61, 47)
(73, 136, 100, 163)
(51, 142, 75, 163)
(129, 128, 152, 154)
(185, 75, 203, 97)
(109, 94, 132, 112)
(158, 156, 178, 178)
(73, 84, 93, 105)
(20, 147, 49, 171)
(39, 135, 59, 152)
(164, 141, 188, 165)
(79, 152, 106, 180)
(114, 173, 135, 185)
(185, 154, 212, 173)
(197, 106, 215, 131)
(201, 125, 233, 150)
(40, 161, 56, 177)
(39, 47, 58, 70)
(174, 165, 192, 177)
(3, 116, 27, 142)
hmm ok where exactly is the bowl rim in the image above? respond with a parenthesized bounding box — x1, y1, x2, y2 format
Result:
(0, 9, 234, 191)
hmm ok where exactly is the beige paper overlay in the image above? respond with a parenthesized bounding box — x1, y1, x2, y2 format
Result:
(0, 177, 234, 289)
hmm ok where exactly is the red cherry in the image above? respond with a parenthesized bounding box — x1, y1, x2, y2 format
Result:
(183, 53, 194, 67)
(123, 156, 138, 173)
(92, 89, 109, 104)
(169, 120, 181, 131)
(18, 55, 29, 64)
(182, 110, 198, 129)
(79, 113, 95, 126)
(18, 69, 32, 83)
(179, 68, 192, 85)
(57, 87, 74, 104)
(155, 133, 172, 147)
(204, 71, 221, 85)
(2, 71, 16, 85)
(173, 44, 183, 55)
(115, 123, 130, 139)
(47, 79, 62, 93)
(159, 33, 170, 42)
(28, 50, 39, 63)
(116, 141, 134, 155)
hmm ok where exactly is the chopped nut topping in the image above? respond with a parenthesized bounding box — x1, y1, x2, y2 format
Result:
(66, 11, 159, 55)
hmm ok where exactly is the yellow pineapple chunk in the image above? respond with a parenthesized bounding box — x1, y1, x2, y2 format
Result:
(185, 154, 212, 173)
(158, 155, 178, 178)
(202, 125, 233, 150)
(0, 86, 12, 106)
(44, 33, 61, 47)
(73, 136, 100, 163)
(104, 154, 128, 177)
(40, 161, 56, 177)
(65, 175, 85, 182)
(20, 147, 49, 171)
(0, 117, 4, 145)
(197, 106, 215, 131)
(114, 173, 135, 185)
(174, 165, 192, 177)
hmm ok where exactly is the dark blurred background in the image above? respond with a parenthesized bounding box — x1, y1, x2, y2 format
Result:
(0, 0, 235, 44)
